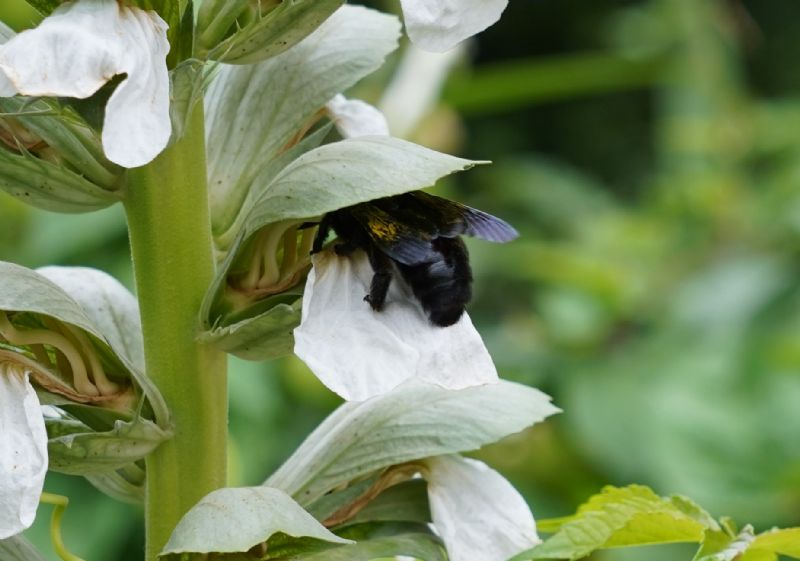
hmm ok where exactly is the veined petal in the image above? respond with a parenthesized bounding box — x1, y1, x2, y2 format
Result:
(0, 363, 47, 539)
(294, 251, 498, 401)
(0, 0, 171, 168)
(326, 94, 390, 138)
(399, 0, 508, 52)
(423, 455, 539, 561)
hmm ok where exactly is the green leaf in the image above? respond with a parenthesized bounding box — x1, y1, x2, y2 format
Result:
(84, 464, 146, 504)
(513, 485, 718, 561)
(747, 528, 800, 559)
(198, 296, 302, 360)
(0, 145, 119, 213)
(291, 523, 447, 561)
(46, 415, 169, 475)
(22, 0, 61, 16)
(266, 380, 558, 505)
(159, 487, 352, 558)
(0, 97, 121, 190)
(203, 0, 343, 65)
(205, 4, 400, 238)
(245, 137, 482, 231)
(347, 480, 432, 526)
(0, 535, 48, 561)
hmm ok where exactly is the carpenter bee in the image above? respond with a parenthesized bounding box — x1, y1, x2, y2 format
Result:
(312, 191, 518, 327)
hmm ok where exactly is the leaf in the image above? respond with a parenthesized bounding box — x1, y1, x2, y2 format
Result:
(0, 535, 48, 561)
(205, 4, 400, 238)
(266, 380, 559, 506)
(747, 528, 800, 558)
(159, 487, 351, 557)
(198, 295, 302, 361)
(22, 0, 61, 16)
(46, 415, 169, 475)
(348, 480, 431, 526)
(84, 464, 146, 504)
(0, 96, 121, 190)
(512, 485, 718, 561)
(205, 0, 343, 65)
(0, 145, 119, 213)
(292, 524, 447, 561)
(245, 137, 482, 233)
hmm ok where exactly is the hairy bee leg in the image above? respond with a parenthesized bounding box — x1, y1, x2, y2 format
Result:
(364, 248, 393, 311)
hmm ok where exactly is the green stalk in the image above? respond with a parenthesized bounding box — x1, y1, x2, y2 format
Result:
(125, 104, 227, 561)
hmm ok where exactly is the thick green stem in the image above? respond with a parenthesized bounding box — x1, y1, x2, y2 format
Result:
(125, 105, 227, 561)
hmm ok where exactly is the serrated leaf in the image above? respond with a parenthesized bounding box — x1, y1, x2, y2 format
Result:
(204, 0, 343, 65)
(513, 485, 718, 561)
(205, 4, 400, 239)
(266, 380, 558, 506)
(159, 486, 351, 557)
(0, 535, 48, 561)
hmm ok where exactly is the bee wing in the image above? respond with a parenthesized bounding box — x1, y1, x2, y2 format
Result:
(348, 204, 440, 265)
(407, 191, 519, 243)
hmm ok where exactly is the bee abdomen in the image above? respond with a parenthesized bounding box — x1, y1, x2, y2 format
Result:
(398, 237, 473, 327)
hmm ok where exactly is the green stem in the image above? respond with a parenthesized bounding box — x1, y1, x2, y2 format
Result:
(125, 104, 227, 561)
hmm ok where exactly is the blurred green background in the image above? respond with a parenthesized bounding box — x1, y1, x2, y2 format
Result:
(3, 1, 800, 560)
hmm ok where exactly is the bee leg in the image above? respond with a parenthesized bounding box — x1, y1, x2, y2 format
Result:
(311, 215, 333, 254)
(364, 248, 393, 311)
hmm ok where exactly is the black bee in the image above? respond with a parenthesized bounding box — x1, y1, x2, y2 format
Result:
(311, 191, 518, 327)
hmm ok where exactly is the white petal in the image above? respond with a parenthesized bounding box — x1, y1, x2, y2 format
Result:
(399, 0, 508, 52)
(423, 455, 539, 561)
(0, 0, 171, 168)
(379, 43, 464, 138)
(326, 94, 390, 138)
(0, 363, 48, 539)
(294, 251, 498, 401)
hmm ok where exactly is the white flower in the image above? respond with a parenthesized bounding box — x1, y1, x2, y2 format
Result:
(0, 362, 47, 539)
(379, 43, 465, 138)
(325, 94, 390, 138)
(399, 0, 509, 52)
(0, 0, 171, 168)
(422, 455, 539, 561)
(293, 251, 498, 401)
